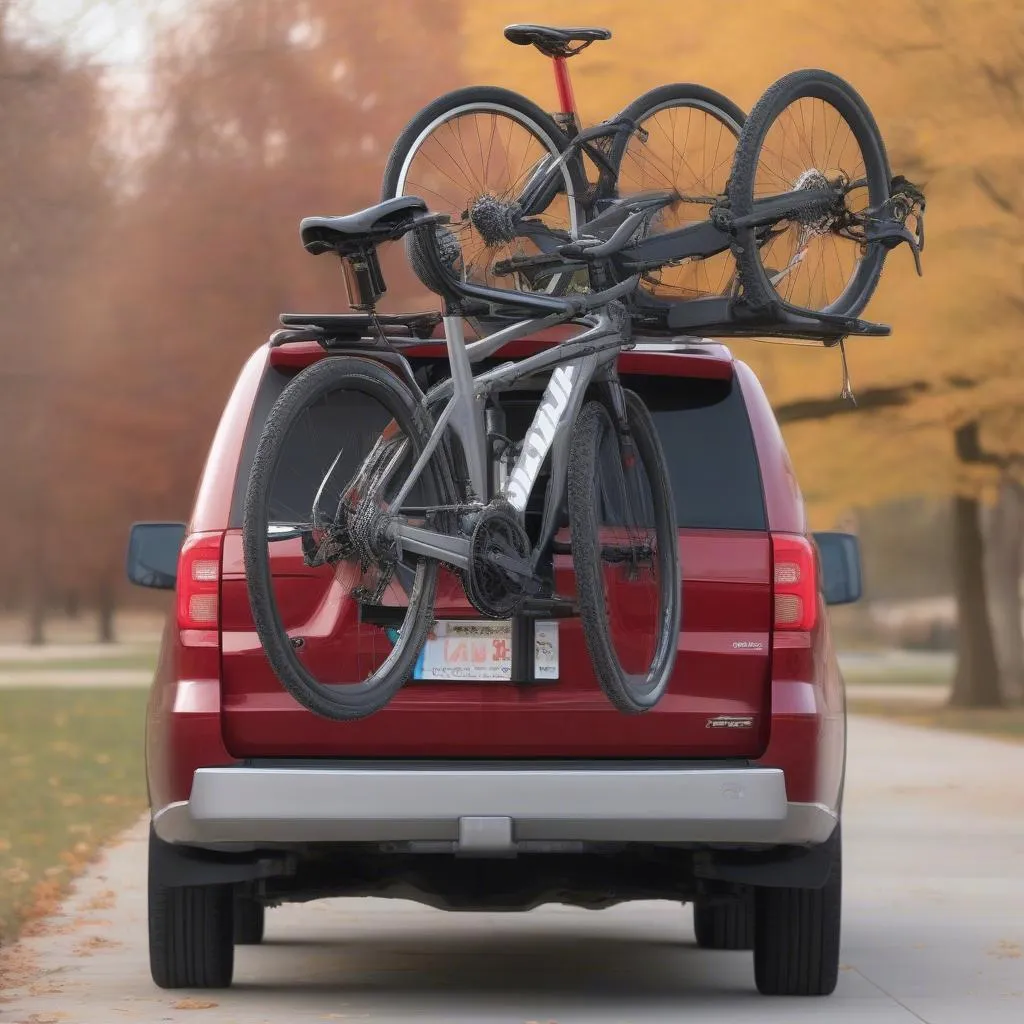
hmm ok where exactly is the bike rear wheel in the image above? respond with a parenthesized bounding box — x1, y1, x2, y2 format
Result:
(242, 357, 442, 721)
(727, 69, 891, 317)
(382, 86, 587, 295)
(567, 393, 681, 714)
(612, 83, 745, 299)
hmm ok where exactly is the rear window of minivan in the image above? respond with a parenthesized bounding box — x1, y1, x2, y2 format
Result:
(230, 361, 766, 533)
(623, 373, 766, 531)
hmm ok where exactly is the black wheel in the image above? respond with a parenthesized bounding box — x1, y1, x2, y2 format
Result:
(242, 356, 442, 721)
(693, 894, 754, 950)
(754, 826, 842, 996)
(567, 391, 681, 714)
(727, 70, 891, 317)
(612, 84, 745, 299)
(149, 830, 233, 989)
(233, 893, 265, 945)
(382, 85, 587, 294)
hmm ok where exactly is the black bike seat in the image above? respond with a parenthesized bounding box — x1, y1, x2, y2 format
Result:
(503, 24, 611, 57)
(300, 196, 427, 254)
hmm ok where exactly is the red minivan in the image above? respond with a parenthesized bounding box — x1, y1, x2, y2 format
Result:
(127, 329, 861, 997)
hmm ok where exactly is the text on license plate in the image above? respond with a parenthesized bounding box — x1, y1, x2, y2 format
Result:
(412, 619, 559, 681)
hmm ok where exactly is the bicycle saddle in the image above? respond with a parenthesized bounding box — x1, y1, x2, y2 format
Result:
(300, 196, 428, 255)
(503, 24, 611, 58)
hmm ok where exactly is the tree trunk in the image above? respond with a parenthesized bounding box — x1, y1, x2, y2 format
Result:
(982, 477, 1024, 703)
(949, 491, 1004, 707)
(97, 581, 116, 644)
(26, 575, 46, 646)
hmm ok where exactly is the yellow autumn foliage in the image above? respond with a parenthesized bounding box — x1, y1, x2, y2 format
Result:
(459, 0, 1024, 521)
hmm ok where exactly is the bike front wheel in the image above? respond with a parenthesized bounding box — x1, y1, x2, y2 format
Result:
(567, 393, 681, 714)
(382, 85, 587, 295)
(242, 356, 443, 721)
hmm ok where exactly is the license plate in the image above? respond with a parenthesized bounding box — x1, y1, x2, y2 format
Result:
(411, 619, 559, 681)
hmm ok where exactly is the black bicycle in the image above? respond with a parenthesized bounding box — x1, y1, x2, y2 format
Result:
(382, 24, 746, 302)
(242, 67, 923, 723)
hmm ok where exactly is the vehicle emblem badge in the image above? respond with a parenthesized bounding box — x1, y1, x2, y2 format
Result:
(705, 715, 755, 729)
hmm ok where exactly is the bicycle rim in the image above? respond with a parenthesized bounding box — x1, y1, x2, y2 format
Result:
(242, 358, 439, 721)
(616, 88, 743, 299)
(730, 71, 890, 315)
(392, 100, 579, 293)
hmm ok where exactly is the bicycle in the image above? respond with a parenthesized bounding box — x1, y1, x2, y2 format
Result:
(242, 68, 924, 723)
(382, 24, 746, 302)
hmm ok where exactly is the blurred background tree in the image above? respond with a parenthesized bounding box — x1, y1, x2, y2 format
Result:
(2, 0, 1022, 708)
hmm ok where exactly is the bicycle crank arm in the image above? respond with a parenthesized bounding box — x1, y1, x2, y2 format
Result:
(486, 550, 543, 596)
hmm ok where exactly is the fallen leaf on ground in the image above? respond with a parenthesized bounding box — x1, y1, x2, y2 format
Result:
(28, 982, 67, 995)
(83, 889, 116, 910)
(72, 935, 121, 956)
(989, 940, 1023, 959)
(173, 998, 219, 1010)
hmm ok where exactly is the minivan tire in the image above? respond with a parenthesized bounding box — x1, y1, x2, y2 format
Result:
(693, 892, 754, 950)
(753, 825, 842, 996)
(149, 832, 234, 989)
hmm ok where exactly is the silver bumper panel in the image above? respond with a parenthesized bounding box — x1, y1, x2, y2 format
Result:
(153, 765, 837, 850)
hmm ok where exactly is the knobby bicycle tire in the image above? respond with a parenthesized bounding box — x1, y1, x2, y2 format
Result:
(727, 69, 892, 318)
(242, 356, 441, 721)
(567, 392, 681, 713)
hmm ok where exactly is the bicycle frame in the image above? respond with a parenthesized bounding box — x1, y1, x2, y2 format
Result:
(370, 310, 626, 575)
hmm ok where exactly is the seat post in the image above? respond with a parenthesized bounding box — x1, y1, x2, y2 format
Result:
(551, 57, 577, 123)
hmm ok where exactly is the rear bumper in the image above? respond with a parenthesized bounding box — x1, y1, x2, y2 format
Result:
(153, 764, 837, 852)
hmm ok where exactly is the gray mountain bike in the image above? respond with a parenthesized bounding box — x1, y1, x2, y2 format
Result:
(242, 201, 681, 721)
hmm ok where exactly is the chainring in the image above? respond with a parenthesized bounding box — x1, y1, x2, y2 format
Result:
(464, 500, 532, 619)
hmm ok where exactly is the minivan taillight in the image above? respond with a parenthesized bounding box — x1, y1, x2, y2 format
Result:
(771, 533, 818, 631)
(176, 531, 224, 644)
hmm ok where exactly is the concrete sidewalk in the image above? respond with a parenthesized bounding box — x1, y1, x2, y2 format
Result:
(845, 682, 950, 702)
(3, 714, 1023, 1023)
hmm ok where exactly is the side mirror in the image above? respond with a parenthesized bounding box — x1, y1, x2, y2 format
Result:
(126, 522, 186, 590)
(813, 531, 862, 606)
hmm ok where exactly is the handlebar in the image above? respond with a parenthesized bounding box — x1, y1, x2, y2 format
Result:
(407, 213, 640, 321)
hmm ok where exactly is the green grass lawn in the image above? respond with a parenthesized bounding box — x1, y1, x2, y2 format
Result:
(0, 688, 148, 943)
(848, 698, 1024, 743)
(0, 650, 158, 675)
